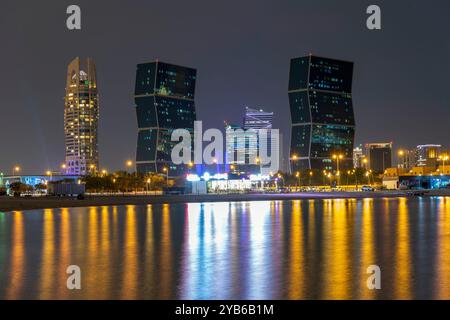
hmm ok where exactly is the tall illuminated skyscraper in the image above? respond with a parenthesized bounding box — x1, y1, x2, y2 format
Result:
(134, 61, 197, 176)
(289, 55, 355, 172)
(64, 57, 99, 175)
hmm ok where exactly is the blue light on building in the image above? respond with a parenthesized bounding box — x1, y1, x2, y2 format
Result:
(399, 175, 450, 190)
(1, 175, 80, 190)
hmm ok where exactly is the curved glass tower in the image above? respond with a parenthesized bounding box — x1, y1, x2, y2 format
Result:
(288, 55, 355, 172)
(134, 61, 197, 176)
(64, 57, 99, 176)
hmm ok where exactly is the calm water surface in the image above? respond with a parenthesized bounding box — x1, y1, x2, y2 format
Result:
(0, 197, 449, 299)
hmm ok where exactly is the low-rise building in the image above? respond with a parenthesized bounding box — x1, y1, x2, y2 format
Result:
(1, 175, 80, 192)
(382, 166, 450, 190)
(186, 172, 272, 194)
(382, 167, 407, 190)
(399, 174, 450, 190)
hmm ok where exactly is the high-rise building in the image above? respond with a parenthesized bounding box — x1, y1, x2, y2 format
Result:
(397, 148, 415, 169)
(353, 144, 364, 168)
(415, 144, 441, 168)
(242, 107, 281, 174)
(288, 55, 355, 172)
(134, 61, 197, 176)
(64, 57, 99, 176)
(225, 123, 259, 174)
(365, 142, 392, 173)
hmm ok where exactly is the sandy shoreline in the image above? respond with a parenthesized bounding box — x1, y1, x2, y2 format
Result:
(0, 190, 439, 212)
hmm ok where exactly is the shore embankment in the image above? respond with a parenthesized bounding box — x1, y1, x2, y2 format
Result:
(2, 189, 447, 212)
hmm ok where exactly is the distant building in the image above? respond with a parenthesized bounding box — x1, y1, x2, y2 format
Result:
(134, 61, 197, 177)
(382, 167, 407, 190)
(397, 148, 415, 169)
(64, 57, 99, 176)
(1, 175, 80, 189)
(243, 107, 273, 129)
(242, 107, 282, 174)
(415, 144, 441, 168)
(353, 144, 364, 168)
(365, 142, 392, 173)
(288, 55, 355, 172)
(225, 123, 259, 174)
(382, 165, 450, 190)
(277, 132, 285, 173)
(399, 173, 450, 190)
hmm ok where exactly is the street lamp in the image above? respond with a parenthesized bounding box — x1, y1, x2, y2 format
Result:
(125, 160, 136, 192)
(162, 167, 169, 186)
(398, 150, 405, 168)
(126, 160, 133, 171)
(309, 171, 313, 186)
(366, 170, 373, 185)
(439, 155, 449, 174)
(46, 170, 52, 184)
(295, 171, 300, 188)
(13, 166, 20, 175)
(332, 154, 344, 185)
(362, 157, 368, 171)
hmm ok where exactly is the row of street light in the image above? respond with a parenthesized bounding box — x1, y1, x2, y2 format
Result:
(7, 158, 169, 180)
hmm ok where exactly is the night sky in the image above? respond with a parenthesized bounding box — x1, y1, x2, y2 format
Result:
(1, 0, 449, 174)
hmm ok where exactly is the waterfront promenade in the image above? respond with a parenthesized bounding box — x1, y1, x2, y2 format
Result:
(1, 189, 442, 212)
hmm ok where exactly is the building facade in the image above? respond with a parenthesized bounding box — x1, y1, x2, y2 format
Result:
(353, 144, 364, 168)
(64, 57, 99, 176)
(365, 142, 392, 173)
(134, 61, 197, 177)
(225, 123, 259, 174)
(288, 55, 355, 172)
(399, 174, 450, 190)
(415, 144, 441, 168)
(397, 148, 416, 169)
(1, 175, 80, 189)
(242, 107, 282, 174)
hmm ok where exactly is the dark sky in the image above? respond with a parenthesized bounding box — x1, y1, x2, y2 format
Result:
(1, 0, 450, 174)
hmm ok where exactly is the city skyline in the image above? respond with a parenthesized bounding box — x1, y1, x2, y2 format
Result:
(1, 1, 450, 174)
(3, 0, 450, 307)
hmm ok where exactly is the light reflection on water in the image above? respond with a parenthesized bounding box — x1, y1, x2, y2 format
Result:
(0, 197, 449, 300)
